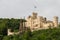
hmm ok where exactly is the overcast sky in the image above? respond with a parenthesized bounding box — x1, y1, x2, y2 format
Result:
(0, 0, 60, 21)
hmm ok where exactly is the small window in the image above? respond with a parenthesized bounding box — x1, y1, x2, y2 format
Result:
(34, 24, 38, 27)
(36, 24, 38, 27)
(33, 21, 35, 24)
(40, 26, 42, 28)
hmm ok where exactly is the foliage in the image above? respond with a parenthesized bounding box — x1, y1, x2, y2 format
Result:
(0, 18, 60, 40)
(0, 18, 20, 40)
(2, 27, 60, 40)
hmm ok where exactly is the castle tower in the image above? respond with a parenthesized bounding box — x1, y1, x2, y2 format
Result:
(32, 12, 37, 19)
(43, 17, 47, 23)
(39, 16, 44, 28)
(19, 19, 23, 33)
(19, 18, 27, 34)
(53, 16, 58, 27)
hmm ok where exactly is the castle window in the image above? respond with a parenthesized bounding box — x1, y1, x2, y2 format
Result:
(40, 26, 42, 28)
(34, 24, 38, 27)
(33, 21, 35, 24)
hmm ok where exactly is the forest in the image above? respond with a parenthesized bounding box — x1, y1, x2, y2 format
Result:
(0, 18, 60, 40)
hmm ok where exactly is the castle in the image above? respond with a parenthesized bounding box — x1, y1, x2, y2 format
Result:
(8, 12, 59, 35)
(25, 12, 58, 31)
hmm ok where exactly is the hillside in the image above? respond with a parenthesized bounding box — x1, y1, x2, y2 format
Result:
(0, 18, 60, 40)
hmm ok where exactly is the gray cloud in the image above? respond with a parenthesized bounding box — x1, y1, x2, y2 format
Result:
(0, 0, 60, 21)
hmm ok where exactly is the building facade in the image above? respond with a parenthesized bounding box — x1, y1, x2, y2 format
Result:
(26, 12, 58, 31)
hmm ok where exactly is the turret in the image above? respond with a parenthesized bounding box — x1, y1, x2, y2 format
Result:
(53, 16, 58, 27)
(32, 12, 37, 19)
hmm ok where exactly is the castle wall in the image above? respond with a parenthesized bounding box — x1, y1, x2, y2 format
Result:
(26, 13, 59, 31)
